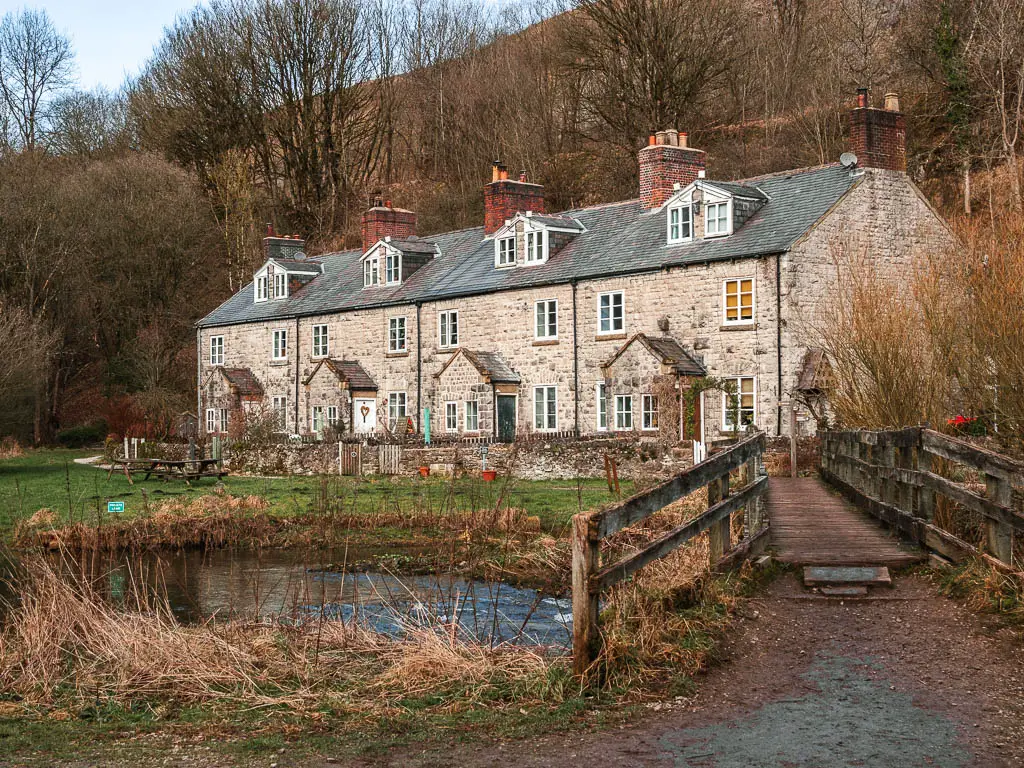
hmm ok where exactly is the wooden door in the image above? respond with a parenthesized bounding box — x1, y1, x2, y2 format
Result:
(497, 396, 516, 443)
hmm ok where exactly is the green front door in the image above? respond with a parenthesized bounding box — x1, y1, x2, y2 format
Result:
(497, 395, 516, 443)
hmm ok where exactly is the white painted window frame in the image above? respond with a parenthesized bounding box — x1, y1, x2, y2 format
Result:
(533, 385, 558, 432)
(704, 199, 732, 238)
(597, 290, 625, 335)
(272, 395, 287, 431)
(271, 329, 288, 361)
(524, 229, 547, 265)
(312, 405, 325, 434)
(326, 405, 339, 426)
(596, 382, 608, 431)
(273, 271, 287, 299)
(209, 335, 224, 366)
(445, 400, 459, 432)
(534, 299, 558, 340)
(439, 309, 459, 349)
(496, 236, 516, 268)
(255, 275, 268, 302)
(464, 399, 479, 432)
(388, 392, 407, 423)
(312, 324, 329, 358)
(389, 316, 407, 353)
(667, 201, 693, 243)
(722, 278, 755, 325)
(385, 249, 401, 284)
(615, 394, 633, 431)
(206, 408, 227, 434)
(722, 376, 757, 432)
(363, 256, 379, 287)
(641, 394, 659, 431)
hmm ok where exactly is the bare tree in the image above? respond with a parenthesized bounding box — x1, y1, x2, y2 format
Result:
(0, 8, 74, 151)
(46, 88, 130, 157)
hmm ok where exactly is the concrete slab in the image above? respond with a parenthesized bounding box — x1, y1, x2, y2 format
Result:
(803, 566, 892, 587)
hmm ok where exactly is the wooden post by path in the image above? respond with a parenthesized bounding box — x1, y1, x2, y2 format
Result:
(708, 473, 731, 565)
(986, 473, 1013, 564)
(789, 403, 798, 478)
(572, 513, 601, 676)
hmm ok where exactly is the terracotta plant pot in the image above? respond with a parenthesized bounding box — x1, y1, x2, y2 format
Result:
(481, 470, 497, 482)
(418, 466, 430, 478)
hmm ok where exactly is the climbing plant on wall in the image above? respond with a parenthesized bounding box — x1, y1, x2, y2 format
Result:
(682, 376, 740, 441)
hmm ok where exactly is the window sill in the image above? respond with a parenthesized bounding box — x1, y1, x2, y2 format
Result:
(595, 333, 627, 341)
(385, 351, 410, 359)
(311, 354, 328, 360)
(269, 359, 290, 367)
(438, 346, 458, 353)
(532, 339, 559, 346)
(720, 323, 757, 332)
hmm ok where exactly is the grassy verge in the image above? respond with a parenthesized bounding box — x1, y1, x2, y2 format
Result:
(937, 558, 1024, 627)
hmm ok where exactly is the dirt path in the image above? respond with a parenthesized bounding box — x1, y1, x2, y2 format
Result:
(326, 571, 1024, 768)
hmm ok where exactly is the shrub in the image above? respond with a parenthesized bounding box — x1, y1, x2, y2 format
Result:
(55, 423, 106, 448)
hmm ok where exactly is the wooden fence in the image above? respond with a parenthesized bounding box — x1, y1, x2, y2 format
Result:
(821, 428, 1024, 567)
(571, 431, 768, 674)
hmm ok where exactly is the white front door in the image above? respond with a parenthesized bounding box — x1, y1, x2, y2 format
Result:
(354, 398, 377, 433)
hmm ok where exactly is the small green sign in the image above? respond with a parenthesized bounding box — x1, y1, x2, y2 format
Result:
(107, 501, 125, 513)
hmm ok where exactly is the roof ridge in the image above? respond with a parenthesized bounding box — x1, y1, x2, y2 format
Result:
(738, 162, 842, 183)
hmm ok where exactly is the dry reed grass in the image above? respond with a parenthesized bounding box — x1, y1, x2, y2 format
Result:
(0, 436, 23, 459)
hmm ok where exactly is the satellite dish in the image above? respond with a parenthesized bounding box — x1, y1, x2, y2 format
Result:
(840, 152, 858, 169)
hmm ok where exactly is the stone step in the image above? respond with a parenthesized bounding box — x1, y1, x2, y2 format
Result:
(819, 586, 869, 597)
(802, 565, 892, 588)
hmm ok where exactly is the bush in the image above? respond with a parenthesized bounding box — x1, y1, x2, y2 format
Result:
(56, 423, 107, 448)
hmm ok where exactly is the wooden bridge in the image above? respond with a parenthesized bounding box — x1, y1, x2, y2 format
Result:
(571, 427, 1024, 674)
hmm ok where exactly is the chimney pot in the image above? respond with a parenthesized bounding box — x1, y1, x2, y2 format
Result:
(648, 135, 657, 146)
(679, 131, 689, 148)
(483, 164, 546, 235)
(361, 202, 416, 251)
(638, 130, 707, 209)
(856, 87, 869, 109)
(266, 223, 275, 236)
(849, 88, 906, 171)
(665, 129, 679, 147)
(519, 170, 527, 182)
(884, 92, 900, 112)
(655, 130, 668, 146)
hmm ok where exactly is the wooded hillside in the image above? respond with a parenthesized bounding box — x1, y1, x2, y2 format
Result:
(1, 0, 1021, 443)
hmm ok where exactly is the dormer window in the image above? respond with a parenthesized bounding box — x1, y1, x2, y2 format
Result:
(385, 250, 400, 283)
(705, 200, 731, 237)
(273, 272, 287, 298)
(668, 203, 692, 243)
(525, 230, 546, 264)
(364, 256, 379, 287)
(497, 236, 515, 267)
(255, 275, 268, 302)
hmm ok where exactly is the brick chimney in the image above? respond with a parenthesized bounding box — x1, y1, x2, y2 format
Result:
(849, 87, 906, 172)
(264, 224, 306, 260)
(639, 130, 706, 210)
(361, 196, 417, 252)
(483, 163, 545, 235)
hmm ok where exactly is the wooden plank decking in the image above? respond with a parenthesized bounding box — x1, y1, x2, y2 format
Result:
(767, 477, 925, 567)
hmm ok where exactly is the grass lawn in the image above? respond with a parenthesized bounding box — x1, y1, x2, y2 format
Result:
(0, 448, 632, 539)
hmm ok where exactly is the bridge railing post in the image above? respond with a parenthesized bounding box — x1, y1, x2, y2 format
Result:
(572, 512, 601, 676)
(985, 474, 1014, 564)
(915, 445, 935, 521)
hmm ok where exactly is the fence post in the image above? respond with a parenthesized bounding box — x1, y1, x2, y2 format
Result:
(572, 513, 601, 676)
(894, 444, 912, 513)
(708, 472, 730, 564)
(985, 474, 1013, 564)
(915, 446, 935, 521)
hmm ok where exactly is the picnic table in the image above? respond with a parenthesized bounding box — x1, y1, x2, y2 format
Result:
(107, 458, 227, 486)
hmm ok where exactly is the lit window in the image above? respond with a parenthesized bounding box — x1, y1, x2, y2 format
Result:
(386, 250, 400, 284)
(723, 279, 754, 324)
(497, 236, 515, 267)
(525, 231, 545, 263)
(364, 257, 379, 287)
(642, 394, 659, 431)
(615, 395, 633, 430)
(255, 275, 268, 302)
(465, 400, 479, 431)
(389, 392, 407, 423)
(596, 382, 608, 431)
(272, 395, 287, 430)
(389, 317, 407, 353)
(668, 204, 692, 243)
(533, 386, 557, 431)
(312, 325, 329, 357)
(705, 201, 730, 237)
(272, 329, 288, 360)
(439, 310, 459, 348)
(209, 336, 224, 366)
(273, 272, 287, 298)
(598, 291, 624, 334)
(723, 377, 756, 431)
(535, 300, 557, 340)
(445, 401, 458, 432)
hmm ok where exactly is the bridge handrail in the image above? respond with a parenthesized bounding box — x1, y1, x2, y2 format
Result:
(571, 431, 768, 675)
(821, 428, 1023, 568)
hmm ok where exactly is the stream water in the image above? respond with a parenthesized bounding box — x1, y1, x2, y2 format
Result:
(1, 547, 573, 647)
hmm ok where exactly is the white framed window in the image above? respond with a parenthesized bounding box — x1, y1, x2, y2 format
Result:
(255, 275, 268, 302)
(596, 382, 608, 431)
(272, 329, 288, 360)
(668, 203, 692, 243)
(465, 400, 479, 431)
(642, 394, 659, 431)
(535, 299, 558, 340)
(385, 250, 400, 284)
(205, 408, 227, 433)
(312, 324, 329, 357)
(723, 376, 757, 431)
(439, 310, 459, 348)
(273, 271, 287, 298)
(445, 401, 458, 432)
(209, 335, 224, 366)
(312, 405, 325, 434)
(525, 230, 545, 264)
(598, 291, 624, 334)
(326, 405, 339, 426)
(496, 236, 516, 267)
(723, 278, 754, 324)
(705, 200, 731, 237)
(388, 392, 407, 423)
(533, 385, 557, 431)
(364, 257, 379, 287)
(389, 317, 407, 353)
(615, 395, 633, 430)
(272, 395, 287, 430)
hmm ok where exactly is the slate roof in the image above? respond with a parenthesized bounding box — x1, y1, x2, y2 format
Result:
(272, 258, 319, 271)
(306, 358, 378, 390)
(387, 238, 439, 255)
(436, 349, 521, 384)
(199, 163, 860, 328)
(221, 367, 264, 397)
(705, 181, 770, 200)
(602, 334, 706, 377)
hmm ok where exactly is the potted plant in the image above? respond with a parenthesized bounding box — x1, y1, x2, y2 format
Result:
(481, 469, 497, 482)
(418, 465, 430, 478)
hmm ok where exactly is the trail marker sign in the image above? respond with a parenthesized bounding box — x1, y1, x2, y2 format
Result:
(107, 501, 125, 513)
